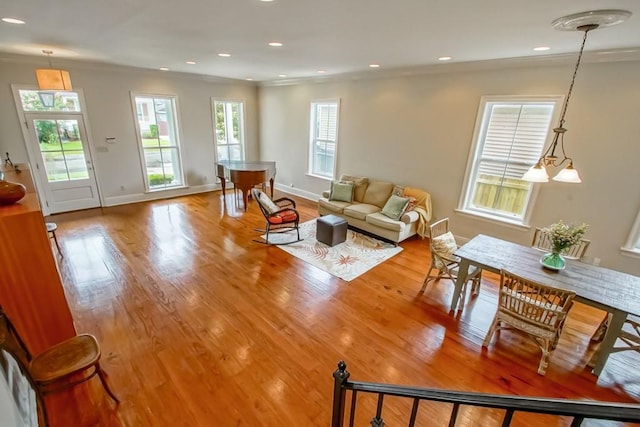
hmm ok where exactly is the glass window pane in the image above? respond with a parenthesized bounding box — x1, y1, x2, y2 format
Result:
(64, 151, 89, 180)
(36, 120, 61, 151)
(41, 151, 69, 182)
(217, 146, 229, 162)
(19, 90, 81, 112)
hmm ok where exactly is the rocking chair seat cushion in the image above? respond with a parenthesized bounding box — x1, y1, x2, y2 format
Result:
(268, 210, 298, 224)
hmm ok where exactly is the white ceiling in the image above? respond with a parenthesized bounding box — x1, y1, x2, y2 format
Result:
(1, 0, 639, 82)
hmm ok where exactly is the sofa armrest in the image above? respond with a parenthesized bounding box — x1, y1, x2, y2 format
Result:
(322, 190, 330, 198)
(400, 210, 419, 224)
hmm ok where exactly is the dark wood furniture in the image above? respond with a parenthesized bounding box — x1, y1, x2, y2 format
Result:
(216, 161, 276, 210)
(453, 234, 640, 376)
(0, 193, 76, 355)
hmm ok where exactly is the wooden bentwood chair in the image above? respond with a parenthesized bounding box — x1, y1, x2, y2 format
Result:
(482, 270, 576, 375)
(252, 188, 302, 245)
(531, 227, 590, 260)
(420, 218, 482, 311)
(0, 307, 119, 426)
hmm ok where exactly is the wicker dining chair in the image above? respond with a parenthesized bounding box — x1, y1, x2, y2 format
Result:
(420, 218, 482, 311)
(482, 270, 576, 375)
(531, 227, 590, 260)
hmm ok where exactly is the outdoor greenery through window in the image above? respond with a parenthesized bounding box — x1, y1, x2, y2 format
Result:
(133, 95, 184, 190)
(309, 100, 339, 178)
(213, 100, 244, 162)
(460, 96, 560, 224)
(19, 89, 81, 112)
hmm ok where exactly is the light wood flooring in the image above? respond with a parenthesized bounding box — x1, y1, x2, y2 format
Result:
(43, 191, 640, 426)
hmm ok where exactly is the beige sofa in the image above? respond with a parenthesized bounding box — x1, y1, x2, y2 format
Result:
(317, 175, 432, 244)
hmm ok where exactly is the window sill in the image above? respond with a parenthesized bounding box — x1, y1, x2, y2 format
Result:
(620, 247, 640, 260)
(454, 208, 530, 231)
(146, 185, 188, 193)
(305, 173, 333, 182)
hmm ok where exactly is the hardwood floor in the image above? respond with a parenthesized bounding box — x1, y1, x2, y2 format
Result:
(42, 191, 640, 426)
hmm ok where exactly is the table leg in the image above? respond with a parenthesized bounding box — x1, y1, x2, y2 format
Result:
(219, 176, 226, 196)
(450, 259, 470, 312)
(588, 309, 626, 376)
(269, 178, 274, 198)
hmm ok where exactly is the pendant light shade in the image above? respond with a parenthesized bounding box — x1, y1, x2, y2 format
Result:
(35, 68, 72, 91)
(522, 162, 550, 183)
(35, 50, 73, 91)
(552, 162, 582, 183)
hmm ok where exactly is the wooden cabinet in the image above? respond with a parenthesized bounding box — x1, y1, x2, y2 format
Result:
(0, 192, 76, 354)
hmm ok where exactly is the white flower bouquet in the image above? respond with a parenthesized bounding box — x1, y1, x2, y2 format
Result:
(544, 220, 589, 254)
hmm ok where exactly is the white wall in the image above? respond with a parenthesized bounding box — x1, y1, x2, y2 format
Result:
(0, 54, 259, 204)
(258, 60, 640, 275)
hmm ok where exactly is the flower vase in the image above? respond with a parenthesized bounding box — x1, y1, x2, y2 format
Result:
(540, 251, 566, 271)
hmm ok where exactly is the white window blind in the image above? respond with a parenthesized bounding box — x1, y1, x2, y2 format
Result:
(309, 100, 339, 178)
(459, 97, 560, 224)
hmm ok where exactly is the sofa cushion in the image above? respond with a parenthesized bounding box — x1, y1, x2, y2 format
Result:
(339, 175, 368, 202)
(343, 203, 380, 220)
(318, 198, 351, 214)
(365, 212, 405, 232)
(329, 181, 354, 202)
(381, 195, 410, 220)
(362, 181, 395, 208)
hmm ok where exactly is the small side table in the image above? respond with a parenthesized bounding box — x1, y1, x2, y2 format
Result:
(316, 215, 348, 247)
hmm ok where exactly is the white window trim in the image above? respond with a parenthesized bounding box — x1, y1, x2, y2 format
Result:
(621, 207, 640, 258)
(211, 98, 246, 163)
(130, 92, 186, 192)
(308, 98, 340, 180)
(457, 95, 563, 226)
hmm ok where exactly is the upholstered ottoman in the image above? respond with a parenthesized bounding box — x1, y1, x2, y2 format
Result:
(316, 215, 348, 246)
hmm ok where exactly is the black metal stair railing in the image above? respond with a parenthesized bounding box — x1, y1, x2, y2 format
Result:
(331, 361, 640, 426)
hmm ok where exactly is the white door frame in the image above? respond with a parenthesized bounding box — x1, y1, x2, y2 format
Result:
(11, 85, 103, 216)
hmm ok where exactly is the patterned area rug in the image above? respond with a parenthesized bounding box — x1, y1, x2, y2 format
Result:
(262, 219, 403, 281)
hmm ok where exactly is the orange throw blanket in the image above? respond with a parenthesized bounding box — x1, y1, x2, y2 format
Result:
(403, 187, 433, 238)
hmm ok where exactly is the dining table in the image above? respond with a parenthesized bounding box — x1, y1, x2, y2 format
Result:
(452, 234, 640, 376)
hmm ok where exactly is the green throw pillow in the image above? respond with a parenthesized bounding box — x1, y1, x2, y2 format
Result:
(329, 181, 354, 203)
(381, 195, 410, 220)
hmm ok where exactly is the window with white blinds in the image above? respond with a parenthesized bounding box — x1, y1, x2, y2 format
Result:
(460, 96, 561, 224)
(309, 100, 339, 178)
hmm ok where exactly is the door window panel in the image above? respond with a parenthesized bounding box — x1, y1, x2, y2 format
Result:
(34, 119, 89, 182)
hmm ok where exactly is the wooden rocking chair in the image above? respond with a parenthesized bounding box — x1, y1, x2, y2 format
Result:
(252, 188, 302, 245)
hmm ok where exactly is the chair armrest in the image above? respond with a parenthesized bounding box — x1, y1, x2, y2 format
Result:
(274, 197, 296, 209)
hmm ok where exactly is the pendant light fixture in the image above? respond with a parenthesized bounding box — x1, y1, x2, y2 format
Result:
(522, 9, 632, 184)
(35, 49, 72, 107)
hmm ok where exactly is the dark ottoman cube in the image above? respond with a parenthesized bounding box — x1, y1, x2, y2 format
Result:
(316, 215, 348, 247)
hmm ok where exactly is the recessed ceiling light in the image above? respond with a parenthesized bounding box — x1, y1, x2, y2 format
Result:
(260, 0, 274, 2)
(186, 61, 196, 64)
(218, 53, 231, 57)
(159, 67, 169, 71)
(268, 42, 283, 47)
(369, 64, 380, 68)
(278, 74, 287, 77)
(438, 56, 452, 61)
(533, 46, 551, 51)
(317, 70, 326, 74)
(2, 17, 25, 24)
(246, 78, 254, 81)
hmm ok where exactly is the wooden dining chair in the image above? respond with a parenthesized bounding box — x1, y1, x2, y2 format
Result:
(482, 270, 576, 375)
(420, 218, 482, 311)
(531, 227, 590, 260)
(0, 307, 119, 426)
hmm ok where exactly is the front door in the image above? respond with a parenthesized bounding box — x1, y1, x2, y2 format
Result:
(24, 113, 100, 213)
